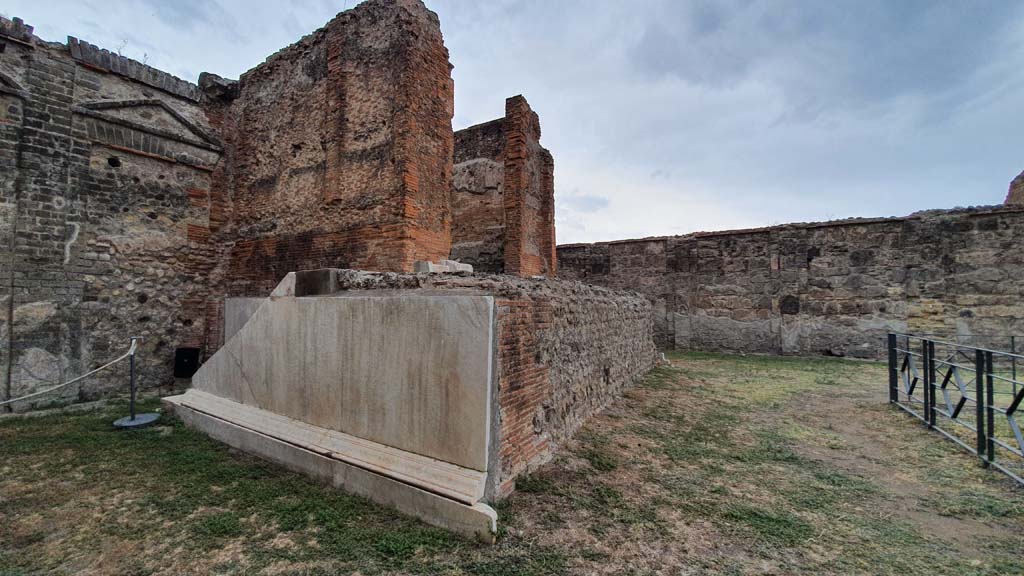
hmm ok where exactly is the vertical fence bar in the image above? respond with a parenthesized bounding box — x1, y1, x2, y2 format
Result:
(1012, 336, 1017, 397)
(888, 333, 898, 404)
(927, 340, 937, 428)
(922, 338, 931, 423)
(129, 337, 137, 421)
(976, 349, 986, 462)
(986, 351, 995, 466)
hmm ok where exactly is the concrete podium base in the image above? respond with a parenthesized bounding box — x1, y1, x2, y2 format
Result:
(163, 392, 497, 542)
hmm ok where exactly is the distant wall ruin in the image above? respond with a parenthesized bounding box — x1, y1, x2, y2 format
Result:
(559, 205, 1024, 358)
(451, 96, 556, 277)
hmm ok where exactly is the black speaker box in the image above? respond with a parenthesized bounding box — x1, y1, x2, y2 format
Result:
(174, 347, 201, 378)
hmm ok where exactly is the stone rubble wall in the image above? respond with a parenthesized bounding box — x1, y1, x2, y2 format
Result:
(0, 0, 456, 409)
(451, 119, 505, 273)
(1, 16, 218, 410)
(451, 96, 556, 277)
(1007, 171, 1024, 206)
(203, 0, 455, 350)
(324, 269, 659, 496)
(558, 205, 1024, 357)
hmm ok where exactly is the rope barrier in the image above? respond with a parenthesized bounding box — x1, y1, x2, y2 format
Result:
(0, 339, 138, 407)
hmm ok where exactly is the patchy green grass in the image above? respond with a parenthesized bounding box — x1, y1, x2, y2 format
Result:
(3, 352, 1024, 575)
(723, 503, 814, 546)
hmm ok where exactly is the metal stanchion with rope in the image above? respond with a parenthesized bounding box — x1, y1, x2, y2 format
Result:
(0, 337, 160, 429)
(112, 337, 160, 429)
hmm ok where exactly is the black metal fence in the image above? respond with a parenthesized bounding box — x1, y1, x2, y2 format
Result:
(888, 333, 1024, 484)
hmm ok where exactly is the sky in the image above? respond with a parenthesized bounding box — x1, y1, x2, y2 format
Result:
(7, 0, 1024, 244)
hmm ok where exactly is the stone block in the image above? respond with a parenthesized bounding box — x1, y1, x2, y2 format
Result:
(191, 292, 496, 472)
(440, 259, 473, 273)
(293, 269, 337, 297)
(414, 260, 449, 273)
(164, 394, 497, 543)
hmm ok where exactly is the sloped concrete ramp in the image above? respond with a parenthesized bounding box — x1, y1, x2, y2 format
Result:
(164, 275, 498, 541)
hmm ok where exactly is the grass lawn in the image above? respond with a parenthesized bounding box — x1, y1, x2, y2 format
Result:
(2, 352, 1023, 575)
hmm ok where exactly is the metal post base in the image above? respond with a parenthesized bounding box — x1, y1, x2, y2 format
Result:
(113, 412, 160, 429)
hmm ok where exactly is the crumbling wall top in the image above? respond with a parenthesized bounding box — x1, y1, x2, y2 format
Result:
(66, 37, 201, 101)
(0, 16, 33, 44)
(1006, 170, 1024, 205)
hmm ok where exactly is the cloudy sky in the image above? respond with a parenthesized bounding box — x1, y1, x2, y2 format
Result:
(8, 0, 1024, 243)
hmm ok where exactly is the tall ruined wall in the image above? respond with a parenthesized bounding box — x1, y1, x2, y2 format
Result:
(207, 0, 454, 306)
(1, 0, 456, 408)
(0, 17, 218, 409)
(503, 96, 556, 277)
(451, 95, 556, 277)
(320, 270, 658, 496)
(451, 119, 505, 272)
(559, 205, 1024, 357)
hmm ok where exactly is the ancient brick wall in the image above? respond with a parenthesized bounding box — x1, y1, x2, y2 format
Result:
(451, 95, 556, 277)
(0, 17, 218, 409)
(325, 269, 658, 498)
(491, 283, 654, 495)
(1, 0, 456, 408)
(451, 119, 505, 272)
(559, 205, 1024, 357)
(209, 0, 455, 305)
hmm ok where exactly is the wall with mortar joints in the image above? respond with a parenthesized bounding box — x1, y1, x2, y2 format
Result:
(1, 1, 459, 402)
(201, 0, 456, 356)
(66, 37, 200, 102)
(0, 16, 219, 410)
(451, 118, 505, 273)
(0, 38, 28, 407)
(502, 95, 556, 277)
(452, 96, 556, 278)
(558, 205, 1024, 358)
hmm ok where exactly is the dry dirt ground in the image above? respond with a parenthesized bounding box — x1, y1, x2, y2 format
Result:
(2, 352, 1023, 575)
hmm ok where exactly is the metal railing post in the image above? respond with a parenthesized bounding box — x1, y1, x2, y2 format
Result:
(888, 333, 898, 403)
(975, 349, 986, 462)
(886, 333, 1024, 486)
(113, 336, 158, 429)
(986, 351, 995, 466)
(922, 338, 931, 423)
(129, 336, 137, 421)
(927, 339, 937, 428)
(1012, 336, 1017, 397)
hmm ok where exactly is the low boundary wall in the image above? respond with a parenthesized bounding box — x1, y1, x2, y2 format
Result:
(558, 205, 1024, 358)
